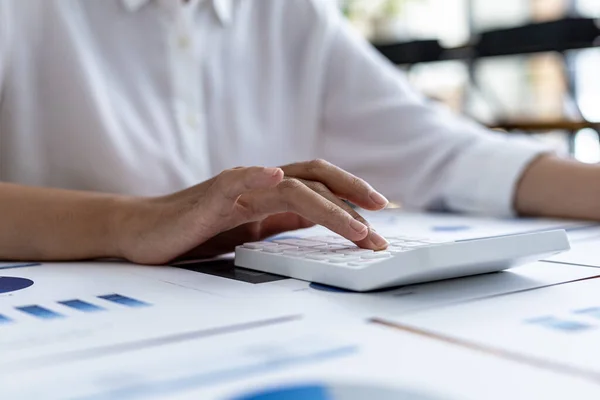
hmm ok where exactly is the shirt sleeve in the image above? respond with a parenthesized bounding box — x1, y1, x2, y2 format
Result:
(302, 0, 550, 217)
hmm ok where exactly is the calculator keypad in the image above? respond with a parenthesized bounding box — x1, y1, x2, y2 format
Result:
(242, 235, 447, 268)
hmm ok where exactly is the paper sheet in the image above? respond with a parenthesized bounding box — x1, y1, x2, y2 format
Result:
(546, 235, 600, 268)
(269, 262, 600, 319)
(289, 209, 598, 242)
(381, 277, 600, 378)
(562, 226, 600, 242)
(0, 262, 303, 367)
(125, 259, 600, 319)
(2, 318, 599, 400)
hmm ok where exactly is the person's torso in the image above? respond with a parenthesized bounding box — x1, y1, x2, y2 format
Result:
(0, 0, 327, 195)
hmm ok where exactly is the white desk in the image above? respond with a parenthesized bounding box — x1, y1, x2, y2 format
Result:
(547, 235, 600, 268)
(2, 212, 600, 399)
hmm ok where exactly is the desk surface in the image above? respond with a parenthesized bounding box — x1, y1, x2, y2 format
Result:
(2, 212, 600, 399)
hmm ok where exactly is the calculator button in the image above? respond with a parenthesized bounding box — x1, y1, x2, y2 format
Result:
(338, 256, 361, 262)
(336, 248, 374, 255)
(308, 236, 338, 243)
(388, 243, 407, 248)
(328, 258, 351, 264)
(274, 239, 324, 247)
(388, 249, 410, 254)
(283, 249, 320, 257)
(263, 245, 298, 253)
(308, 236, 354, 245)
(388, 244, 412, 250)
(361, 252, 392, 260)
(326, 255, 355, 262)
(314, 244, 351, 251)
(243, 242, 281, 250)
(263, 248, 284, 254)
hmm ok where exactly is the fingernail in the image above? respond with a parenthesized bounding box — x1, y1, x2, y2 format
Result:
(350, 219, 368, 234)
(370, 191, 389, 206)
(370, 231, 389, 248)
(264, 168, 282, 177)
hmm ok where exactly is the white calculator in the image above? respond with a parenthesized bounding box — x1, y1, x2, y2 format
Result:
(235, 230, 570, 292)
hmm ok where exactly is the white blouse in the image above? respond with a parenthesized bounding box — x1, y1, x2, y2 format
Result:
(0, 0, 546, 215)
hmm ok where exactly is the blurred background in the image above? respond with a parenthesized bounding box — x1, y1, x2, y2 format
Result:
(336, 0, 600, 163)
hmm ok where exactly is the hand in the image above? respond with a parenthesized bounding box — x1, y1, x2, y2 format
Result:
(116, 160, 389, 265)
(179, 213, 317, 260)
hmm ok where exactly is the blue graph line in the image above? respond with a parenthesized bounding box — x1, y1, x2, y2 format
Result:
(0, 263, 41, 270)
(79, 346, 358, 400)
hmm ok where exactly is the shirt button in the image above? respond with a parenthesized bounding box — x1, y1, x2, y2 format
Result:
(186, 112, 199, 129)
(178, 35, 191, 49)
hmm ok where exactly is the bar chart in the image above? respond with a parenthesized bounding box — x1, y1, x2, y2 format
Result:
(0, 293, 152, 324)
(525, 306, 600, 333)
(58, 299, 106, 313)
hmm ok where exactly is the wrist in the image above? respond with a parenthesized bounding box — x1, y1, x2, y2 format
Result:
(107, 195, 151, 261)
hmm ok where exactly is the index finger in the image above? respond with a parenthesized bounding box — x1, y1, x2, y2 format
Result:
(281, 159, 388, 211)
(241, 179, 372, 244)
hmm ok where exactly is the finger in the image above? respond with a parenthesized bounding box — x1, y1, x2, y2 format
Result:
(281, 159, 388, 211)
(259, 213, 316, 239)
(303, 180, 389, 250)
(206, 167, 284, 231)
(244, 178, 371, 243)
(212, 167, 283, 205)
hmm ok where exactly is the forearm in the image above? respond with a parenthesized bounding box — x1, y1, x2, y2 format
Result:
(0, 183, 132, 261)
(515, 155, 600, 220)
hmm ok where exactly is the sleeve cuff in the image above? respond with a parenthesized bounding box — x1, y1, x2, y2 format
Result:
(442, 133, 553, 217)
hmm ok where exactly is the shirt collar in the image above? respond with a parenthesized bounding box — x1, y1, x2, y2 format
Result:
(121, 0, 233, 25)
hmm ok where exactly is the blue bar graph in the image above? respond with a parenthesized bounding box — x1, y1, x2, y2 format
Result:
(573, 307, 600, 319)
(58, 299, 105, 313)
(17, 305, 65, 320)
(97, 294, 151, 308)
(0, 314, 13, 325)
(5, 294, 150, 324)
(526, 316, 593, 332)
